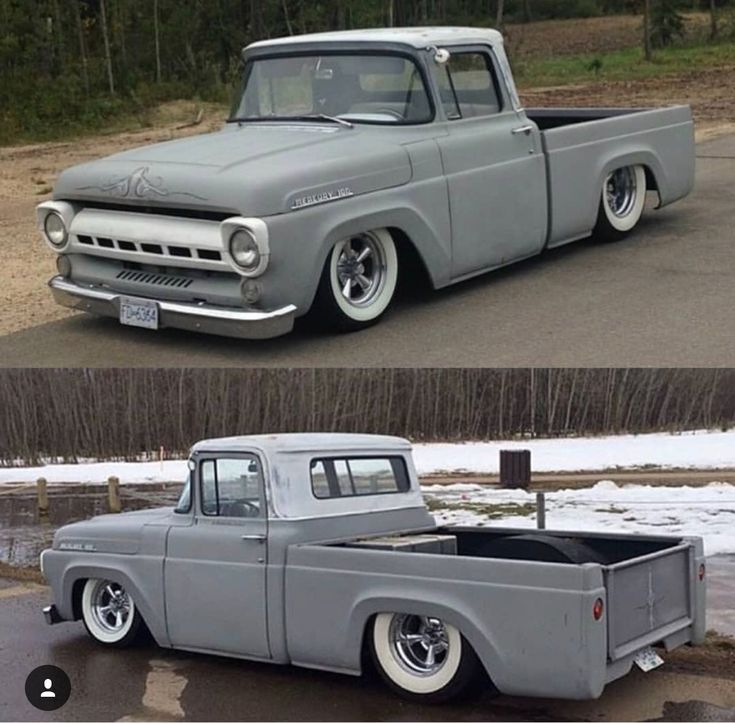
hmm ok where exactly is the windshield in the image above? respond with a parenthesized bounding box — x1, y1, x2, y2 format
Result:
(174, 472, 192, 513)
(230, 53, 433, 125)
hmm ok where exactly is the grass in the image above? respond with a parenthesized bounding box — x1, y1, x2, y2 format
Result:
(425, 498, 537, 519)
(514, 38, 735, 88)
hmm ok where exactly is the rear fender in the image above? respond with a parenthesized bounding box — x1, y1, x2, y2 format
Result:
(346, 595, 503, 684)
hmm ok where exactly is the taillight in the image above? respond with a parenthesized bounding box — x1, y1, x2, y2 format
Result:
(698, 563, 705, 581)
(593, 597, 604, 621)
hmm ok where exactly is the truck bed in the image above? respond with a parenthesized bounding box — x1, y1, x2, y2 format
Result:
(526, 105, 695, 248)
(284, 526, 705, 699)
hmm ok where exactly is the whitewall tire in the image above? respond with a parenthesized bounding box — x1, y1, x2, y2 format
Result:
(313, 229, 398, 331)
(595, 164, 647, 241)
(369, 612, 484, 703)
(81, 578, 144, 646)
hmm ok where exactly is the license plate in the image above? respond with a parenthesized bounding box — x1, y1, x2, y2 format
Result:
(119, 296, 159, 330)
(633, 646, 664, 672)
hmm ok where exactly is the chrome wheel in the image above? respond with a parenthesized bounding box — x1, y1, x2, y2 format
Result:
(605, 167, 637, 218)
(335, 232, 387, 307)
(389, 614, 450, 676)
(90, 580, 132, 634)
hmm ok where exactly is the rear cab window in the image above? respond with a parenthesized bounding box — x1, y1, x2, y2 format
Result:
(310, 456, 410, 499)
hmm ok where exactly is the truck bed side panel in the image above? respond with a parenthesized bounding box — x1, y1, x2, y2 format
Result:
(539, 106, 694, 247)
(284, 544, 608, 699)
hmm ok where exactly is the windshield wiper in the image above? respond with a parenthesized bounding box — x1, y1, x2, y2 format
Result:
(294, 113, 354, 128)
(232, 113, 353, 129)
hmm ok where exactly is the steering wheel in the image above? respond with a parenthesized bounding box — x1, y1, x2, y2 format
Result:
(375, 108, 405, 121)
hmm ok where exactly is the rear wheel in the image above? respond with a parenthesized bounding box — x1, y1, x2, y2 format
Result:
(312, 229, 398, 332)
(369, 612, 486, 703)
(594, 164, 647, 242)
(81, 578, 145, 647)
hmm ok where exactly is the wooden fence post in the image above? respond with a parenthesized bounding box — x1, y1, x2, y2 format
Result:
(108, 476, 121, 513)
(536, 492, 546, 529)
(37, 477, 49, 519)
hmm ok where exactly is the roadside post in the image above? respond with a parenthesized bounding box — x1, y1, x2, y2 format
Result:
(36, 477, 49, 520)
(536, 492, 546, 529)
(107, 476, 121, 513)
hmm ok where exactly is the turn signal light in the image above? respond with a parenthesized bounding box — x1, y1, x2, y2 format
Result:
(593, 598, 604, 620)
(698, 563, 706, 581)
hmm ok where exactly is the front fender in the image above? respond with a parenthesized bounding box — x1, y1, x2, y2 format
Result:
(261, 183, 451, 315)
(44, 551, 169, 646)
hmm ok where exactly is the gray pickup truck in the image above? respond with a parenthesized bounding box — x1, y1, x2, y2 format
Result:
(37, 27, 695, 339)
(41, 434, 706, 703)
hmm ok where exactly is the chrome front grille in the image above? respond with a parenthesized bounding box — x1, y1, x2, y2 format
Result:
(67, 207, 229, 273)
(77, 234, 221, 261)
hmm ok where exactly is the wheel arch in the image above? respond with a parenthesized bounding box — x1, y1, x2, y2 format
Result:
(292, 204, 450, 314)
(61, 564, 169, 646)
(597, 151, 665, 209)
(348, 595, 499, 686)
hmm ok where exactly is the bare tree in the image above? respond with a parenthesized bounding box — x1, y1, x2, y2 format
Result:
(281, 0, 294, 35)
(495, 0, 505, 28)
(153, 0, 161, 82)
(709, 0, 718, 40)
(99, 0, 115, 94)
(643, 0, 653, 61)
(74, 0, 89, 93)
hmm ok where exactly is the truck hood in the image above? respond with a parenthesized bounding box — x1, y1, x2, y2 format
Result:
(53, 123, 413, 217)
(53, 506, 173, 555)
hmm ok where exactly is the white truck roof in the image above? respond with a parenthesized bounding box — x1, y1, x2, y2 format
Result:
(192, 432, 412, 455)
(248, 26, 503, 51)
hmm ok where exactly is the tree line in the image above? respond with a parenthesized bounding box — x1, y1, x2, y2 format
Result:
(0, 368, 733, 465)
(0, 0, 728, 144)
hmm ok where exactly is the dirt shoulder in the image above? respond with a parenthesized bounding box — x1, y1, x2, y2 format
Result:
(0, 101, 225, 336)
(422, 469, 735, 489)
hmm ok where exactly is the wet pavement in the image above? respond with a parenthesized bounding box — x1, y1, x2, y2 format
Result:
(0, 578, 733, 722)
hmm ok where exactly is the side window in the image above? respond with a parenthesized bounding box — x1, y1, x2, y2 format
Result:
(310, 457, 410, 499)
(436, 51, 502, 119)
(200, 457, 262, 518)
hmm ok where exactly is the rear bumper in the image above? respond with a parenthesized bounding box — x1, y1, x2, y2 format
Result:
(43, 604, 62, 625)
(49, 276, 296, 339)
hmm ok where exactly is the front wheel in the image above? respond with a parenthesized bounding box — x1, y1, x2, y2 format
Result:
(594, 164, 647, 242)
(81, 578, 145, 647)
(312, 229, 398, 332)
(369, 613, 486, 703)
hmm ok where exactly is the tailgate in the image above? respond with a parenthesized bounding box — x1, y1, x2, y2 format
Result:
(604, 542, 693, 661)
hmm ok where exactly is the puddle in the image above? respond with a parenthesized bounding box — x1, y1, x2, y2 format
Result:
(0, 484, 182, 567)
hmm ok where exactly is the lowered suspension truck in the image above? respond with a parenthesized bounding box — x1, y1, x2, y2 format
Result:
(41, 434, 706, 703)
(38, 27, 694, 338)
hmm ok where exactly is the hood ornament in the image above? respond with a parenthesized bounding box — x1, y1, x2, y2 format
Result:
(77, 166, 208, 201)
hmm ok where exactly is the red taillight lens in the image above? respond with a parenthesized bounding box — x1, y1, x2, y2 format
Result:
(698, 563, 706, 581)
(593, 597, 604, 621)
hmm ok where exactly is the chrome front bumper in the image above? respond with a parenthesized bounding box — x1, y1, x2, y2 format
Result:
(49, 276, 296, 339)
(43, 604, 62, 625)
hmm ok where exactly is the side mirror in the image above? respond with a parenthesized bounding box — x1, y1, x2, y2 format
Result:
(429, 46, 451, 65)
(187, 459, 196, 471)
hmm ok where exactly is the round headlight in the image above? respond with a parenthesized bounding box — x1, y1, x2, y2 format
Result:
(44, 211, 68, 248)
(229, 229, 261, 272)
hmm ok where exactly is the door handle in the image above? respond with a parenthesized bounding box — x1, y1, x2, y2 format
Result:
(512, 125, 534, 135)
(241, 534, 266, 543)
